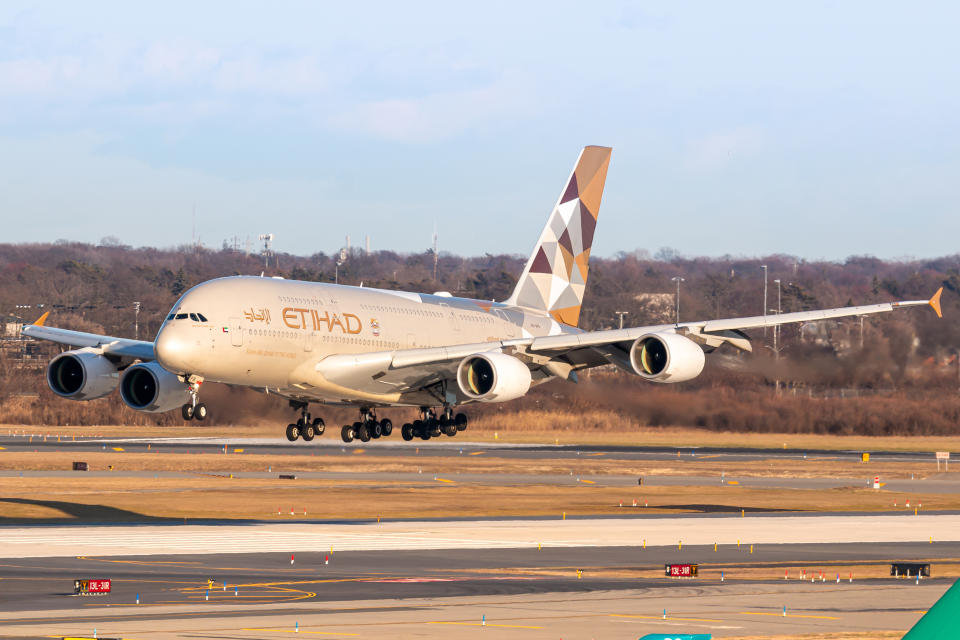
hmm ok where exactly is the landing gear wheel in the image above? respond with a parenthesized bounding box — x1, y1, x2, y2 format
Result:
(181, 404, 194, 421)
(194, 403, 208, 421)
(443, 422, 457, 437)
(370, 421, 382, 438)
(357, 423, 371, 442)
(380, 418, 393, 436)
(401, 423, 414, 441)
(427, 418, 441, 437)
(311, 417, 325, 436)
(301, 424, 315, 441)
(341, 425, 354, 443)
(455, 412, 468, 431)
(286, 423, 300, 442)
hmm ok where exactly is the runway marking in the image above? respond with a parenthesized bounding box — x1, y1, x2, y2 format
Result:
(611, 614, 724, 623)
(740, 611, 840, 620)
(727, 480, 740, 485)
(352, 449, 366, 455)
(697, 454, 723, 460)
(434, 477, 454, 483)
(429, 621, 543, 629)
(243, 629, 358, 636)
(468, 451, 485, 455)
(233, 449, 244, 453)
(586, 452, 606, 457)
(579, 479, 596, 484)
(112, 447, 125, 451)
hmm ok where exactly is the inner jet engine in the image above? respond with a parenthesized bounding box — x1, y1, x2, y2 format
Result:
(46, 349, 119, 400)
(119, 361, 191, 413)
(628, 332, 705, 383)
(457, 352, 532, 402)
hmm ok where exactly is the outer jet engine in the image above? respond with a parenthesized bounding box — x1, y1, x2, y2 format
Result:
(119, 362, 191, 413)
(457, 352, 532, 402)
(628, 332, 705, 383)
(46, 349, 120, 400)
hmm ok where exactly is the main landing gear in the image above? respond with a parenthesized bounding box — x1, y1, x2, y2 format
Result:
(181, 380, 207, 421)
(340, 408, 392, 443)
(399, 406, 467, 442)
(285, 402, 325, 442)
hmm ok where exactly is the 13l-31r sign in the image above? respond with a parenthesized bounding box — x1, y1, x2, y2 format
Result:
(74, 579, 111, 595)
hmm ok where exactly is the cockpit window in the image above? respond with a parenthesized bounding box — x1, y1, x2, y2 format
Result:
(189, 313, 199, 321)
(166, 314, 175, 321)
(175, 313, 188, 320)
(197, 313, 208, 322)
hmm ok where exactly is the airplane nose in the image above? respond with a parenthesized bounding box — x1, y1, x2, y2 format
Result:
(155, 327, 192, 374)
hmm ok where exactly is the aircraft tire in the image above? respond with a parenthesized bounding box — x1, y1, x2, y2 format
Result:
(401, 423, 414, 441)
(370, 421, 382, 438)
(380, 419, 393, 436)
(285, 424, 300, 442)
(181, 404, 194, 421)
(312, 417, 325, 436)
(443, 423, 457, 437)
(455, 412, 468, 431)
(357, 424, 371, 442)
(341, 425, 354, 443)
(194, 403, 208, 421)
(301, 424, 315, 441)
(427, 418, 441, 437)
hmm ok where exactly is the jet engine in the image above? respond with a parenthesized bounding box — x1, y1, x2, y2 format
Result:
(119, 361, 191, 413)
(628, 332, 705, 383)
(46, 349, 119, 400)
(457, 352, 532, 402)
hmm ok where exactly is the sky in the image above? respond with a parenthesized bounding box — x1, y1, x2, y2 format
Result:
(1, 2, 959, 261)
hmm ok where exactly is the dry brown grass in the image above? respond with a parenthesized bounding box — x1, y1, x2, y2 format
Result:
(0, 448, 955, 482)
(2, 473, 959, 522)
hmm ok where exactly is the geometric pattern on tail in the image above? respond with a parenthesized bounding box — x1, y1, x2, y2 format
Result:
(507, 146, 611, 327)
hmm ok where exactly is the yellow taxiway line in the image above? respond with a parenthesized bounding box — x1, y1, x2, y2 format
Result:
(611, 614, 723, 623)
(740, 611, 840, 620)
(429, 621, 543, 629)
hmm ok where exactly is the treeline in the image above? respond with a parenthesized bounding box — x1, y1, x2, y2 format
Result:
(0, 241, 958, 432)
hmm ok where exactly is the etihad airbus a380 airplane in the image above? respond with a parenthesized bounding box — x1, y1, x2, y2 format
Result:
(23, 146, 944, 443)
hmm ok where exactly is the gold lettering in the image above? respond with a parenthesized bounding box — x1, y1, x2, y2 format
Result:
(344, 313, 362, 334)
(330, 313, 345, 332)
(297, 308, 309, 328)
(282, 307, 301, 329)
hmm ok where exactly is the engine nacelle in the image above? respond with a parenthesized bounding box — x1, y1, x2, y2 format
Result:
(119, 361, 191, 413)
(456, 352, 532, 402)
(46, 349, 119, 400)
(628, 332, 705, 383)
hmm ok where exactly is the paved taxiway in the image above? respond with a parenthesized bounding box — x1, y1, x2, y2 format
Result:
(0, 542, 956, 638)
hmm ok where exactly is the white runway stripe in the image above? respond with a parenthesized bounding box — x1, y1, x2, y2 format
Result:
(1, 514, 958, 558)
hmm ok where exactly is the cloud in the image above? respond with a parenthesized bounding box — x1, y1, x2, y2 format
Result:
(329, 72, 534, 143)
(683, 126, 767, 171)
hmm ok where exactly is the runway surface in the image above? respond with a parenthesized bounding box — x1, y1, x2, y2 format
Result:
(3, 432, 955, 463)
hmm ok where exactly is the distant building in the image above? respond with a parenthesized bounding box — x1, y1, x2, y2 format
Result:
(633, 293, 675, 322)
(2, 315, 23, 338)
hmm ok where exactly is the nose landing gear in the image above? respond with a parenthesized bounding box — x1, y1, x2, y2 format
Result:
(181, 380, 207, 421)
(285, 401, 325, 442)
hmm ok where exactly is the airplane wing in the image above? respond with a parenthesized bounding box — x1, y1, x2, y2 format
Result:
(530, 288, 944, 356)
(295, 289, 943, 399)
(21, 313, 155, 361)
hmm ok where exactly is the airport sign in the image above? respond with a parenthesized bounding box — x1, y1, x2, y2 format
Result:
(664, 564, 698, 578)
(74, 579, 111, 595)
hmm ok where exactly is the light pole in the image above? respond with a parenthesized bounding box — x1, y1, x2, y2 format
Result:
(671, 276, 684, 325)
(134, 301, 141, 340)
(614, 311, 629, 330)
(772, 280, 781, 358)
(761, 264, 768, 336)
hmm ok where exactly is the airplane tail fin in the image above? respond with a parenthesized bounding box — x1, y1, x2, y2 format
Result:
(902, 577, 960, 639)
(505, 145, 612, 327)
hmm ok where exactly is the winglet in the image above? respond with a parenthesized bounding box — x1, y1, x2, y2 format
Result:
(929, 287, 944, 319)
(33, 311, 50, 326)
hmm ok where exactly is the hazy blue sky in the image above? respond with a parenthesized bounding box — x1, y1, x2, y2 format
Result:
(1, 2, 958, 260)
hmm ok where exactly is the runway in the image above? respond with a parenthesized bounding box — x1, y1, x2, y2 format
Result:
(2, 432, 955, 464)
(0, 540, 956, 638)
